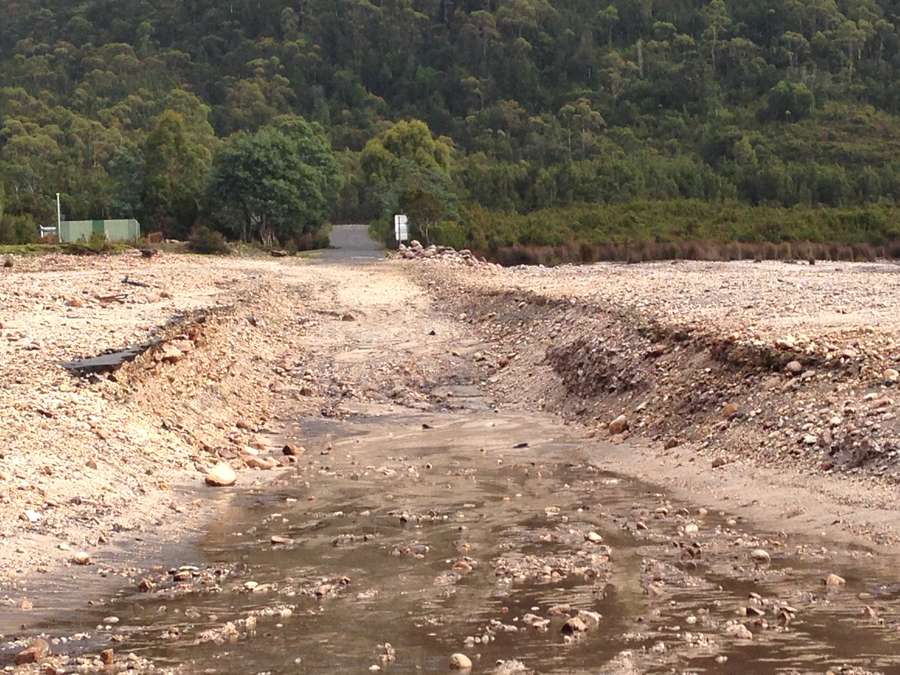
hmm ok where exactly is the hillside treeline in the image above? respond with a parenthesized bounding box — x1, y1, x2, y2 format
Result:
(2, 0, 900, 255)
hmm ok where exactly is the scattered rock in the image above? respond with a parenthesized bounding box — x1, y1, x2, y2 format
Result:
(205, 462, 237, 487)
(16, 639, 50, 665)
(561, 616, 589, 635)
(72, 551, 91, 566)
(785, 360, 803, 375)
(608, 415, 629, 435)
(884, 368, 899, 385)
(449, 653, 473, 670)
(750, 549, 771, 565)
(493, 660, 528, 674)
(158, 343, 184, 363)
(271, 535, 293, 546)
(824, 573, 846, 587)
(283, 444, 305, 456)
(724, 623, 753, 640)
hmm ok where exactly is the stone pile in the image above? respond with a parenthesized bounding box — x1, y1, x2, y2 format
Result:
(397, 240, 496, 268)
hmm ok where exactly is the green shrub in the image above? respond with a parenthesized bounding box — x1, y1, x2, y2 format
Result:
(762, 81, 815, 122)
(432, 200, 900, 264)
(0, 214, 38, 245)
(188, 225, 230, 254)
(65, 231, 120, 255)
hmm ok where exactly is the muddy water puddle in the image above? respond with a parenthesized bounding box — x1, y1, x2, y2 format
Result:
(5, 412, 900, 673)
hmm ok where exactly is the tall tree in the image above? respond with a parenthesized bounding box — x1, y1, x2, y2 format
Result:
(207, 116, 340, 246)
(142, 110, 213, 237)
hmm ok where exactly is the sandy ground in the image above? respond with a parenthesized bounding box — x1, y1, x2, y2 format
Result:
(1, 248, 899, 616)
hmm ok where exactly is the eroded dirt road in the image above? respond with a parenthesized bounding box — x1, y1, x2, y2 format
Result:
(2, 238, 900, 673)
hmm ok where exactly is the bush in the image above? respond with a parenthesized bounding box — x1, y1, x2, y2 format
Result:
(188, 226, 230, 254)
(0, 214, 38, 245)
(440, 200, 900, 265)
(762, 81, 815, 122)
(65, 231, 120, 255)
(288, 226, 331, 251)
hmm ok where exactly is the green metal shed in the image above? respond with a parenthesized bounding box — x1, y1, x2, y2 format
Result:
(59, 219, 141, 243)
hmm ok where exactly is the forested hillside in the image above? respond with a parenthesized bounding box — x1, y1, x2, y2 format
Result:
(2, 0, 900, 257)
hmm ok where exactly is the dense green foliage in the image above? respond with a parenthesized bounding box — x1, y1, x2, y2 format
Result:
(207, 117, 340, 246)
(361, 120, 459, 243)
(458, 200, 900, 248)
(2, 0, 900, 253)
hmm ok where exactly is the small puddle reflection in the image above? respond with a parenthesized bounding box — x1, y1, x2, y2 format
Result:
(5, 412, 900, 673)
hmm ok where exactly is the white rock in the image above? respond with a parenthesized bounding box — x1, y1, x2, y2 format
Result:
(205, 462, 236, 487)
(449, 653, 473, 670)
(750, 548, 771, 565)
(724, 623, 753, 640)
(72, 551, 91, 566)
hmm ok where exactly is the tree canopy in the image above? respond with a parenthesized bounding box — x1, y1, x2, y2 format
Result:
(1, 0, 900, 249)
(207, 117, 340, 247)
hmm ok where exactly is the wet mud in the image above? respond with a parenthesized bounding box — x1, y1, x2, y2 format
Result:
(4, 412, 900, 673)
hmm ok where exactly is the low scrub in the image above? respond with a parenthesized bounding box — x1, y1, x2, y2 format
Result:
(64, 232, 125, 255)
(188, 226, 231, 255)
(431, 200, 900, 265)
(491, 240, 890, 266)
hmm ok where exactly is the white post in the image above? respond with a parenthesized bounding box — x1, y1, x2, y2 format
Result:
(56, 193, 62, 241)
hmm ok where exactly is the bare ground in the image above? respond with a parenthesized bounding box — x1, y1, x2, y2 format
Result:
(1, 249, 900, 671)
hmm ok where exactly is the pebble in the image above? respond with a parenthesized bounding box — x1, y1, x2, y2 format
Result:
(561, 617, 589, 635)
(824, 573, 846, 587)
(750, 548, 771, 565)
(785, 361, 803, 375)
(724, 623, 753, 640)
(449, 653, 473, 670)
(608, 415, 629, 435)
(72, 551, 91, 565)
(271, 535, 293, 545)
(205, 462, 237, 487)
(15, 639, 50, 665)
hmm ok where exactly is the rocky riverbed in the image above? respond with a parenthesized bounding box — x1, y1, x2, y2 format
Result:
(1, 245, 900, 672)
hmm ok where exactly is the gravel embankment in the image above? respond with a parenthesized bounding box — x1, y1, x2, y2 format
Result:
(407, 254, 900, 487)
(0, 253, 317, 585)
